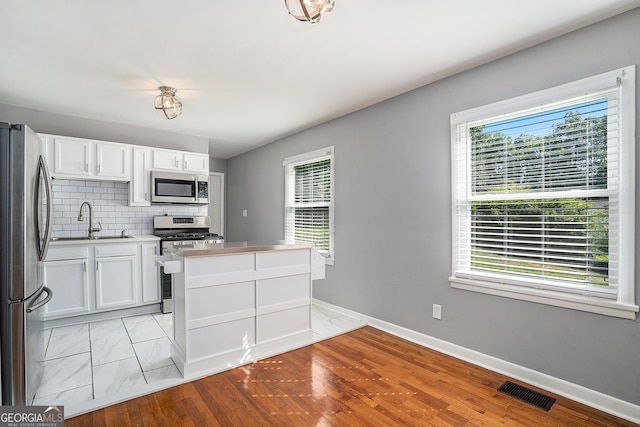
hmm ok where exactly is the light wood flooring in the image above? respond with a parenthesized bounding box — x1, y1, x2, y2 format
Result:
(66, 326, 634, 426)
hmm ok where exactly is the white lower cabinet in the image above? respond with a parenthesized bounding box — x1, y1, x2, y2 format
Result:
(141, 243, 160, 303)
(42, 258, 91, 318)
(42, 239, 160, 320)
(94, 244, 138, 311)
(95, 255, 137, 310)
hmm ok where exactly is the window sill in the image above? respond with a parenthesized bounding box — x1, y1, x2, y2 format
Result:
(449, 276, 638, 320)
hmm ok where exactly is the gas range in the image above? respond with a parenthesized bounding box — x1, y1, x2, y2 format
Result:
(153, 216, 223, 246)
(158, 232, 221, 241)
(155, 232, 223, 247)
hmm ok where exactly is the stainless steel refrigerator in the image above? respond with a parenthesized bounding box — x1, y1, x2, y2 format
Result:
(0, 122, 53, 405)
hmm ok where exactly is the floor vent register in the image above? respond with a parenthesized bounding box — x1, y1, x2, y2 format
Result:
(497, 381, 556, 411)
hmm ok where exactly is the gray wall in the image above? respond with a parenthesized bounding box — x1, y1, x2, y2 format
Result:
(226, 8, 640, 405)
(209, 157, 227, 174)
(0, 103, 209, 153)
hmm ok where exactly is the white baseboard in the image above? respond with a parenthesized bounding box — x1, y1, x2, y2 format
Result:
(312, 298, 640, 424)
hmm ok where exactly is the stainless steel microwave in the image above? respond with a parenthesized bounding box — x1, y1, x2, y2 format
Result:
(151, 171, 209, 205)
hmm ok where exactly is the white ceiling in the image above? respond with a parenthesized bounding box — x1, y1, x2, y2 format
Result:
(1, 1, 639, 159)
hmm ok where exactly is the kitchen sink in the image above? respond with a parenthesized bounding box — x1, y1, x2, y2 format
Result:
(51, 235, 134, 241)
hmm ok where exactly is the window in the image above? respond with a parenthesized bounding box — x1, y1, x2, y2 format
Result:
(284, 147, 334, 264)
(450, 66, 637, 319)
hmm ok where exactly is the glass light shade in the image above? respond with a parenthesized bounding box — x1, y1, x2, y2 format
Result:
(154, 86, 183, 120)
(285, 0, 334, 23)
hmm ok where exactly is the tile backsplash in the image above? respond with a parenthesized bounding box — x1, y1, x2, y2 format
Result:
(51, 179, 208, 238)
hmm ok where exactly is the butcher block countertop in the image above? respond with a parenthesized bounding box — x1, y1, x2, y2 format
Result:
(175, 241, 314, 257)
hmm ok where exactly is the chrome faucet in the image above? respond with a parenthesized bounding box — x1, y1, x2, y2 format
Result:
(77, 201, 102, 239)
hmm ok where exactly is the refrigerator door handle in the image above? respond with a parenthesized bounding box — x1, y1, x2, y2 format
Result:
(25, 286, 52, 314)
(36, 155, 53, 261)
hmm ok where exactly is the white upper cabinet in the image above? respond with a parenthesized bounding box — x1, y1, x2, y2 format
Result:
(153, 149, 181, 171)
(52, 137, 92, 178)
(130, 147, 152, 206)
(40, 134, 209, 192)
(183, 153, 209, 173)
(96, 143, 130, 180)
(43, 135, 131, 181)
(153, 148, 209, 174)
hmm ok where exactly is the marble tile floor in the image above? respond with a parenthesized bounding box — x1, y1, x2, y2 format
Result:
(34, 303, 365, 417)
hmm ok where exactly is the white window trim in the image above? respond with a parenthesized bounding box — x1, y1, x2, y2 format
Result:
(284, 146, 335, 265)
(450, 66, 637, 319)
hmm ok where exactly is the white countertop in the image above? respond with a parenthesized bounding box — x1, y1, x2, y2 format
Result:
(50, 234, 160, 246)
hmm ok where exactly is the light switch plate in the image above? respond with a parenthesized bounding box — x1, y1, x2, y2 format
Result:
(432, 304, 442, 320)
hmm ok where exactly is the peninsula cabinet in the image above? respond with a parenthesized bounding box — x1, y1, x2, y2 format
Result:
(168, 243, 325, 378)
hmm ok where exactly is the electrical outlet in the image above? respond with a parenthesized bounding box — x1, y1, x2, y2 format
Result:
(242, 209, 247, 217)
(432, 304, 442, 320)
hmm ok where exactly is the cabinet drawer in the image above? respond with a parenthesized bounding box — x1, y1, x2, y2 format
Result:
(95, 244, 137, 257)
(45, 245, 88, 261)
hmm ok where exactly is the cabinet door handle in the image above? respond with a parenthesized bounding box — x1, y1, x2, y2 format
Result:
(184, 160, 187, 169)
(97, 163, 101, 173)
(83, 261, 86, 272)
(175, 158, 179, 167)
(145, 192, 148, 201)
(96, 262, 99, 271)
(85, 163, 89, 172)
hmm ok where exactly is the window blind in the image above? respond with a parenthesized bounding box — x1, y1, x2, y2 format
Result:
(453, 89, 619, 296)
(284, 149, 333, 257)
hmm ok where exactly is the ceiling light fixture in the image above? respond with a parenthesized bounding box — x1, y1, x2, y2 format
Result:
(154, 86, 183, 120)
(285, 0, 334, 23)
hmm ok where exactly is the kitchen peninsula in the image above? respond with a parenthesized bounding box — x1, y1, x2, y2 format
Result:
(163, 242, 325, 378)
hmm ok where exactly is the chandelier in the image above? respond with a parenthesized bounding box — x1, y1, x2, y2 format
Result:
(154, 86, 183, 120)
(285, 0, 334, 23)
